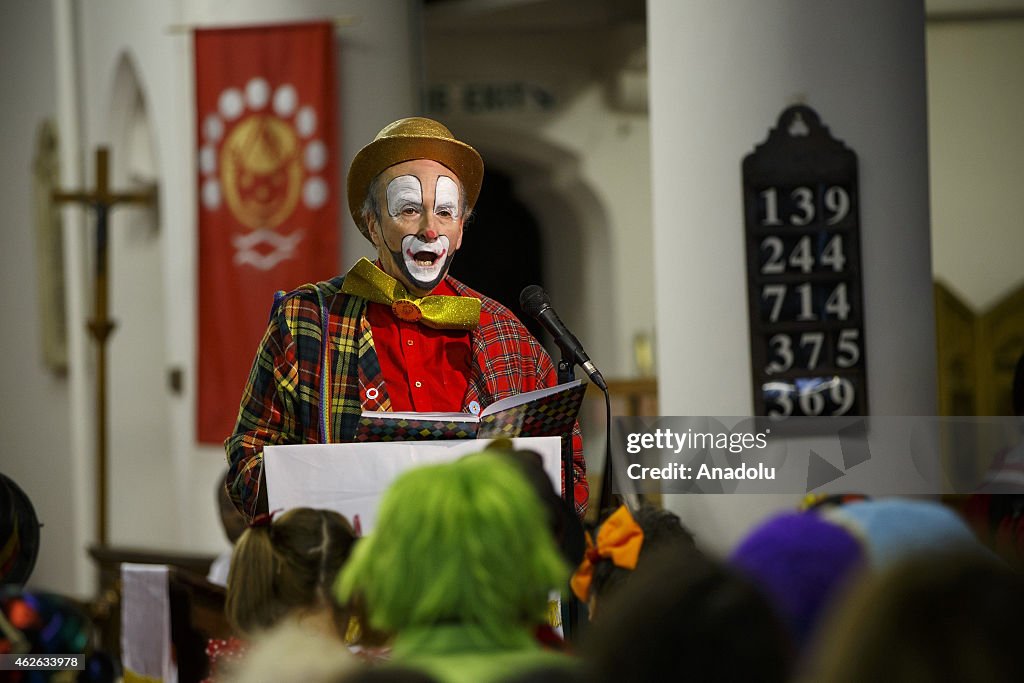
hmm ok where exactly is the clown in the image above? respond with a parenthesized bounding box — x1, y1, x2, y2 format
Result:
(225, 117, 588, 521)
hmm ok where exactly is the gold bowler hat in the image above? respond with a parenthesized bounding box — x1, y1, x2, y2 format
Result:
(348, 117, 484, 241)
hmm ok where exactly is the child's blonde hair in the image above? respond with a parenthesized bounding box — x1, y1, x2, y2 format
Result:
(226, 507, 356, 637)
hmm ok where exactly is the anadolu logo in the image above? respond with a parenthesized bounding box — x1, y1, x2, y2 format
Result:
(199, 77, 329, 270)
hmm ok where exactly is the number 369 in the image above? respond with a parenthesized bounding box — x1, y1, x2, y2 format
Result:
(764, 376, 857, 417)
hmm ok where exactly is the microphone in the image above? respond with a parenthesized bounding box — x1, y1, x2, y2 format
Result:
(519, 285, 607, 390)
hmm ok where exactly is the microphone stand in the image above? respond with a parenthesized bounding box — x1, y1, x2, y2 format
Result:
(556, 356, 579, 640)
(556, 351, 617, 641)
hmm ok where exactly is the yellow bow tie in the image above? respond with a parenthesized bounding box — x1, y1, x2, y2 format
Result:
(340, 258, 481, 330)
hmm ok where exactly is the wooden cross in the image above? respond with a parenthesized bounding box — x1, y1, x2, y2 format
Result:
(53, 147, 157, 546)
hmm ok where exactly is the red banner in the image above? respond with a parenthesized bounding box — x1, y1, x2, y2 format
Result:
(195, 22, 339, 443)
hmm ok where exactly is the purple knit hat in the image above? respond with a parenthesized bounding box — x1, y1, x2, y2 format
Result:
(730, 511, 864, 649)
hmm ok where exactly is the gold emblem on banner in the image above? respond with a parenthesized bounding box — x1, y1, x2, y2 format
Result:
(220, 114, 301, 229)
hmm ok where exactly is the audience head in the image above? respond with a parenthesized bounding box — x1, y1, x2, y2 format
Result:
(823, 497, 984, 570)
(582, 549, 793, 683)
(730, 510, 864, 650)
(222, 620, 357, 683)
(487, 439, 585, 566)
(334, 451, 567, 646)
(809, 550, 1024, 682)
(0, 588, 118, 682)
(571, 503, 696, 618)
(0, 473, 40, 587)
(226, 507, 357, 638)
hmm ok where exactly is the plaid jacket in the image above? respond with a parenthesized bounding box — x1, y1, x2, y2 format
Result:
(225, 274, 588, 522)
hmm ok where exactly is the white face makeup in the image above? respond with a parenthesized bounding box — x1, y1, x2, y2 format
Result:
(434, 175, 461, 219)
(371, 162, 466, 294)
(401, 234, 450, 285)
(385, 174, 461, 219)
(386, 175, 422, 218)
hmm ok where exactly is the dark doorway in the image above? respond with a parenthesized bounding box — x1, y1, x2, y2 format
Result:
(450, 168, 546, 341)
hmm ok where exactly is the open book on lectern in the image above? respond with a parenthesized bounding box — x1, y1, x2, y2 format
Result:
(355, 379, 586, 442)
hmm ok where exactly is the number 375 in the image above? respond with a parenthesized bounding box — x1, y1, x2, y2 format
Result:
(765, 329, 861, 374)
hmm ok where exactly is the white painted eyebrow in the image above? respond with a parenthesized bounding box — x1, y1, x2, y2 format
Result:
(434, 175, 460, 217)
(386, 175, 423, 217)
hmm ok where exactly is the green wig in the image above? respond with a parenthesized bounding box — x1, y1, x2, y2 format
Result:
(334, 451, 568, 645)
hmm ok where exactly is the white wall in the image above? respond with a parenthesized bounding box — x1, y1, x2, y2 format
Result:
(927, 18, 1024, 311)
(75, 0, 182, 554)
(648, 0, 936, 554)
(0, 0, 76, 593)
(10, 0, 423, 594)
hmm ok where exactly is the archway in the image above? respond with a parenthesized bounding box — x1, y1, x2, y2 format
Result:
(449, 167, 546, 341)
(444, 123, 616, 368)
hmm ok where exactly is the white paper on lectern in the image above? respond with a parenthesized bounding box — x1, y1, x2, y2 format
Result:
(264, 437, 562, 534)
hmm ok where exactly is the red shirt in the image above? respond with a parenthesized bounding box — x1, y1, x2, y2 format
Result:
(365, 278, 472, 412)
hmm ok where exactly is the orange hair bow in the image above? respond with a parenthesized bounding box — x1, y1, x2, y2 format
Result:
(570, 505, 644, 601)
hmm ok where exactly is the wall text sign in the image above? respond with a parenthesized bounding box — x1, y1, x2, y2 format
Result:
(425, 82, 557, 116)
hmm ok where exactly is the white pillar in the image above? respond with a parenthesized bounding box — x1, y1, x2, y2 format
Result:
(54, 0, 96, 596)
(647, 0, 934, 553)
(335, 1, 423, 267)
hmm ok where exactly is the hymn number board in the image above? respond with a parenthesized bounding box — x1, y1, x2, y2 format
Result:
(742, 105, 868, 417)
